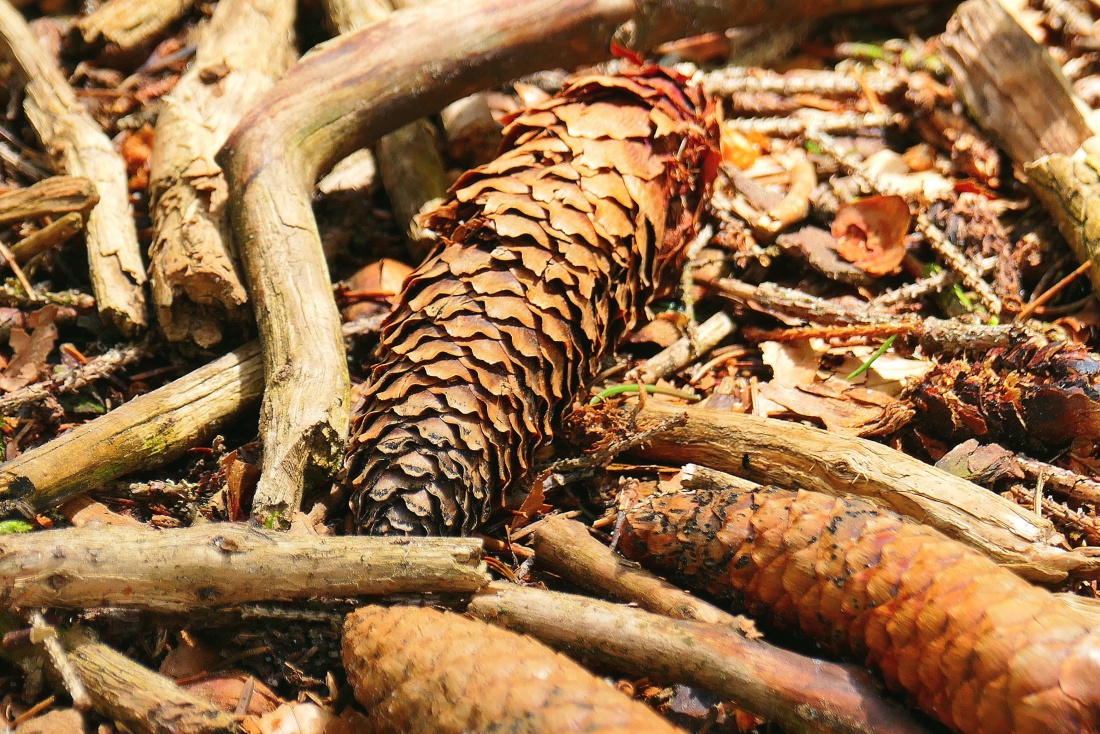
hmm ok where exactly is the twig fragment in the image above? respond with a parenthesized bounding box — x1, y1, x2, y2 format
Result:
(0, 2, 147, 335)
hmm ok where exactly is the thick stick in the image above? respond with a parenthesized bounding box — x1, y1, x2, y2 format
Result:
(0, 616, 236, 734)
(0, 523, 488, 612)
(76, 0, 197, 52)
(0, 342, 263, 516)
(321, 0, 448, 248)
(220, 0, 927, 529)
(60, 627, 236, 734)
(0, 1, 147, 335)
(631, 401, 1100, 582)
(0, 176, 97, 226)
(531, 515, 742, 626)
(149, 0, 296, 347)
(469, 583, 933, 734)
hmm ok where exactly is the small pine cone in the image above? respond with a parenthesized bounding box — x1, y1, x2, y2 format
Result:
(617, 482, 1100, 734)
(906, 341, 1100, 455)
(342, 605, 684, 734)
(344, 62, 717, 534)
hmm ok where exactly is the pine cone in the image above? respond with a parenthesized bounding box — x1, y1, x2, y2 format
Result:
(342, 605, 684, 734)
(345, 62, 717, 534)
(618, 482, 1100, 734)
(907, 341, 1100, 455)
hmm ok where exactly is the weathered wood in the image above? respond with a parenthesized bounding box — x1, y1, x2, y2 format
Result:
(469, 583, 933, 734)
(0, 342, 263, 515)
(531, 515, 742, 626)
(76, 0, 197, 52)
(631, 402, 1100, 582)
(0, 176, 97, 226)
(939, 0, 1100, 295)
(9, 213, 83, 264)
(149, 0, 296, 347)
(0, 1, 147, 335)
(0, 524, 488, 612)
(218, 0, 933, 528)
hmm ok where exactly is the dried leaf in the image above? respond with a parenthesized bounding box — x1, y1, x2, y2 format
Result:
(618, 478, 1100, 734)
(831, 195, 911, 275)
(719, 125, 764, 169)
(12, 709, 84, 734)
(185, 674, 281, 717)
(346, 63, 717, 534)
(240, 702, 332, 734)
(0, 306, 58, 392)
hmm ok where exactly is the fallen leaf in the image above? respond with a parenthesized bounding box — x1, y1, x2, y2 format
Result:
(719, 125, 765, 169)
(184, 673, 281, 717)
(831, 195, 911, 276)
(0, 306, 58, 392)
(241, 702, 333, 734)
(13, 708, 83, 734)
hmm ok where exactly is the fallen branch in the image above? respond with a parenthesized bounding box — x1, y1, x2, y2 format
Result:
(321, 0, 448, 251)
(628, 310, 736, 385)
(0, 342, 263, 516)
(629, 401, 1100, 582)
(0, 2, 147, 335)
(2, 618, 236, 734)
(76, 0, 197, 52)
(468, 583, 933, 734)
(0, 176, 97, 226)
(0, 523, 488, 612)
(9, 213, 84, 264)
(149, 0, 296, 347)
(218, 0, 930, 528)
(531, 515, 743, 626)
(939, 0, 1100, 295)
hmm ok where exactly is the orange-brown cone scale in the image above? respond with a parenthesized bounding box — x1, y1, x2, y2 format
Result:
(342, 605, 686, 733)
(344, 61, 718, 534)
(617, 485, 1100, 734)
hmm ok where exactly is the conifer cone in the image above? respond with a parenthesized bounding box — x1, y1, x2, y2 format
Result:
(342, 605, 685, 734)
(617, 483, 1100, 734)
(907, 341, 1100, 455)
(345, 61, 717, 534)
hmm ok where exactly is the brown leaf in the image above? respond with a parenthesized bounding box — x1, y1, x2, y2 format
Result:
(240, 702, 332, 734)
(0, 306, 58, 392)
(830, 195, 910, 275)
(185, 674, 282, 717)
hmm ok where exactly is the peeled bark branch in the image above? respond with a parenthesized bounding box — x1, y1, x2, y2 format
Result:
(469, 584, 933, 734)
(218, 0, 929, 529)
(630, 401, 1100, 582)
(149, 0, 296, 347)
(0, 523, 488, 612)
(0, 1, 147, 335)
(0, 342, 263, 516)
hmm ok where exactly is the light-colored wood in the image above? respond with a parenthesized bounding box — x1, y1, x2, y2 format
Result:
(60, 627, 235, 734)
(0, 523, 489, 612)
(322, 0, 448, 249)
(0, 1, 147, 335)
(469, 583, 933, 734)
(149, 0, 296, 347)
(632, 401, 1100, 582)
(76, 0, 197, 52)
(0, 342, 263, 516)
(0, 176, 96, 226)
(532, 516, 742, 626)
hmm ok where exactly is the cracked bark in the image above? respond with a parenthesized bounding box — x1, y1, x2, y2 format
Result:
(148, 0, 296, 346)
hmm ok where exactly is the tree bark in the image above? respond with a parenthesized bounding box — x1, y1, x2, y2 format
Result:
(148, 0, 297, 347)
